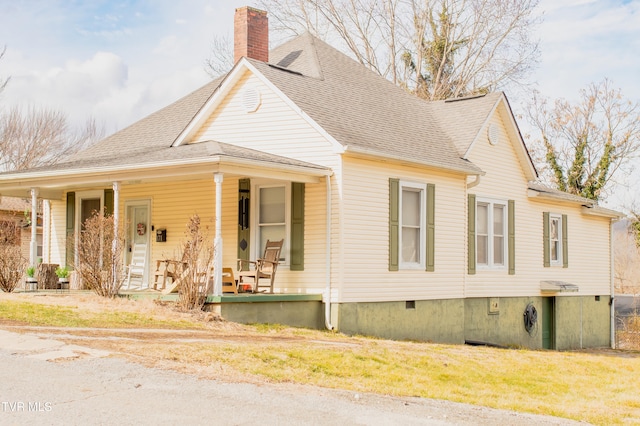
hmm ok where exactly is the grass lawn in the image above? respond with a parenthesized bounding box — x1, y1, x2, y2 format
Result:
(1, 293, 639, 424)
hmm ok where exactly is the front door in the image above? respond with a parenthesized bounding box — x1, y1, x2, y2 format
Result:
(541, 297, 556, 350)
(126, 203, 150, 286)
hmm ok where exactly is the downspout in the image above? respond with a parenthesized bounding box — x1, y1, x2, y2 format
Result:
(610, 218, 616, 349)
(467, 174, 481, 189)
(325, 175, 334, 330)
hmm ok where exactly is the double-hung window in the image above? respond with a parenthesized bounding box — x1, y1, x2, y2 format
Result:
(544, 212, 567, 268)
(399, 181, 426, 269)
(549, 214, 562, 266)
(476, 198, 507, 269)
(389, 178, 434, 272)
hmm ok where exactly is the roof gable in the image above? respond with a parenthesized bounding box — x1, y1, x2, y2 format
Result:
(429, 92, 537, 181)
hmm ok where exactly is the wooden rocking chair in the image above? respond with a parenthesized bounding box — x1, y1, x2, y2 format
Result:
(125, 243, 146, 289)
(237, 239, 284, 293)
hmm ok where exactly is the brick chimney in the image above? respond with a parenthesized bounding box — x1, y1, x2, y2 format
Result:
(234, 6, 269, 63)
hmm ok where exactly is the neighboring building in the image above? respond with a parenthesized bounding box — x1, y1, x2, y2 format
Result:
(0, 7, 621, 349)
(0, 196, 42, 263)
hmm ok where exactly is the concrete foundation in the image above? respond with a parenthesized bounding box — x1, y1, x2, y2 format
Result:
(336, 296, 611, 349)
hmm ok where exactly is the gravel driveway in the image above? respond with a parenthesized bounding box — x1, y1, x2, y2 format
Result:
(0, 329, 584, 425)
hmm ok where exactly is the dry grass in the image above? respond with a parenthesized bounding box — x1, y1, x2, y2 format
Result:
(1, 292, 640, 424)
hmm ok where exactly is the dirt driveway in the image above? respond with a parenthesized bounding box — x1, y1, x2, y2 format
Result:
(0, 293, 585, 425)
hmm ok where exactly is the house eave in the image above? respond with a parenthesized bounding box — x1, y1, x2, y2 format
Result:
(342, 145, 484, 176)
(527, 185, 623, 219)
(0, 156, 330, 198)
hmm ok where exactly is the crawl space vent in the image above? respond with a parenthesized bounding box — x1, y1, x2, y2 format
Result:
(242, 88, 261, 113)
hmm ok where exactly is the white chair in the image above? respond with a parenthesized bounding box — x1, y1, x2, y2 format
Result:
(126, 243, 147, 289)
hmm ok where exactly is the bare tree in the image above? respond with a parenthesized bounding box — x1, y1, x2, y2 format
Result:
(0, 105, 105, 172)
(176, 214, 214, 311)
(527, 79, 640, 202)
(239, 0, 540, 100)
(614, 220, 640, 294)
(0, 218, 26, 292)
(205, 34, 234, 78)
(0, 45, 9, 95)
(74, 212, 125, 298)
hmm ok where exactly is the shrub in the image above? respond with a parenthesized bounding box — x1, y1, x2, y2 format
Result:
(0, 220, 26, 292)
(176, 214, 214, 311)
(74, 212, 125, 298)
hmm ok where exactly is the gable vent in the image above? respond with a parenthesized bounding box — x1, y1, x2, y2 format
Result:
(242, 88, 261, 113)
(488, 123, 500, 146)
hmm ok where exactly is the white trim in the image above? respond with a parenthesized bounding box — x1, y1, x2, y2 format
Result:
(172, 58, 346, 154)
(549, 213, 563, 267)
(475, 196, 508, 271)
(398, 180, 427, 270)
(251, 179, 291, 266)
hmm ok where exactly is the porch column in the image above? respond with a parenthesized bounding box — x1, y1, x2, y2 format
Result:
(213, 173, 223, 296)
(30, 188, 39, 265)
(112, 182, 121, 290)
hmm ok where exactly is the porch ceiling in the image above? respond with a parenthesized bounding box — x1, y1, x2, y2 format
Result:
(0, 141, 331, 200)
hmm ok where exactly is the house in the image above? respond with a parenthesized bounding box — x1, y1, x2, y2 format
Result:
(0, 6, 621, 349)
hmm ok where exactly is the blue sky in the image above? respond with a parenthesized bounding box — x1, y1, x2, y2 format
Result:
(0, 0, 639, 206)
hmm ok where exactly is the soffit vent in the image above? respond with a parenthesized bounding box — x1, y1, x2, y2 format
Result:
(488, 123, 500, 146)
(242, 88, 261, 113)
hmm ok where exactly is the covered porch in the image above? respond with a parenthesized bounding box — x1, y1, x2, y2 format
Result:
(0, 141, 333, 298)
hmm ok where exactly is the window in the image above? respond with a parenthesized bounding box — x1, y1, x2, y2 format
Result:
(389, 179, 435, 272)
(544, 212, 567, 268)
(476, 198, 507, 269)
(549, 214, 561, 265)
(255, 182, 289, 264)
(400, 182, 426, 268)
(468, 195, 515, 275)
(238, 180, 304, 271)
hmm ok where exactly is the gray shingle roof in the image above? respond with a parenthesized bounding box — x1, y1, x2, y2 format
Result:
(1, 141, 327, 176)
(427, 93, 504, 157)
(259, 33, 482, 174)
(3, 32, 498, 177)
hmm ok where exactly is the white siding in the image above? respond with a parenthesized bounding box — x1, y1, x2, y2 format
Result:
(49, 199, 66, 266)
(466, 105, 612, 297)
(192, 71, 340, 170)
(338, 155, 467, 303)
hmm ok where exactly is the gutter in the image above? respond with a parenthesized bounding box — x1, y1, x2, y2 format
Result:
(343, 145, 484, 176)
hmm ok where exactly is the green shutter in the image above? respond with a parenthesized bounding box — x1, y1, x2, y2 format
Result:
(468, 194, 476, 275)
(562, 214, 568, 268)
(543, 212, 550, 268)
(104, 188, 114, 217)
(426, 183, 435, 272)
(237, 178, 251, 262)
(290, 182, 305, 271)
(389, 178, 399, 271)
(66, 192, 75, 268)
(508, 200, 515, 275)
